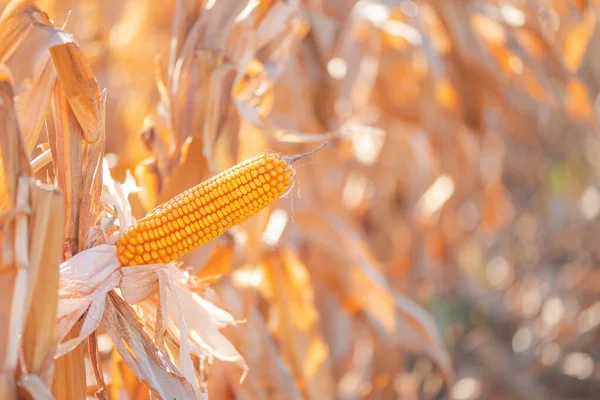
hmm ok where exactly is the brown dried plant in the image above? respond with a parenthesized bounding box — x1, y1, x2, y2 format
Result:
(3, 0, 600, 399)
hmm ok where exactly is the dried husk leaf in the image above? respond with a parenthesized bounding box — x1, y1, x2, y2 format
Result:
(563, 9, 596, 72)
(102, 292, 197, 399)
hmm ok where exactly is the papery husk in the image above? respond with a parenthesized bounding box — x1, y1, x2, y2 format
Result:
(130, 271, 248, 378)
(103, 292, 197, 399)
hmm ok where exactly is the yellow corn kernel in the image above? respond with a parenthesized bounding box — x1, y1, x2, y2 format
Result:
(116, 152, 296, 266)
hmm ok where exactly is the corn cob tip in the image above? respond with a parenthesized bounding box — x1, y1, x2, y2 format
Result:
(283, 142, 328, 165)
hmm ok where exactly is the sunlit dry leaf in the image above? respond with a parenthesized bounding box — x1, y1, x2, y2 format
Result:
(434, 79, 459, 110)
(203, 62, 237, 173)
(196, 238, 233, 278)
(565, 78, 594, 119)
(0, 0, 75, 86)
(563, 10, 596, 72)
(0, 72, 34, 394)
(209, 277, 302, 399)
(0, 65, 29, 212)
(262, 250, 335, 399)
(21, 181, 63, 384)
(110, 349, 151, 400)
(471, 13, 506, 46)
(168, 0, 202, 77)
(77, 89, 106, 252)
(14, 59, 56, 152)
(134, 157, 160, 211)
(103, 292, 197, 399)
(49, 42, 101, 143)
(47, 80, 84, 257)
(296, 209, 452, 384)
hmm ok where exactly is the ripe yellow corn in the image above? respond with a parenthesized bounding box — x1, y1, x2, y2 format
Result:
(116, 152, 294, 266)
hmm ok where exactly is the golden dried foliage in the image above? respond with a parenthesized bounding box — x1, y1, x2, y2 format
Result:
(2, 0, 600, 399)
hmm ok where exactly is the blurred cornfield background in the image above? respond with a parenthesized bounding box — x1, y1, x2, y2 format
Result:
(1, 0, 600, 399)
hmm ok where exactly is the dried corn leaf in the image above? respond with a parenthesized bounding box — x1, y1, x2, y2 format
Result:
(21, 181, 63, 381)
(208, 277, 301, 399)
(262, 250, 335, 400)
(168, 0, 202, 76)
(0, 178, 30, 397)
(110, 347, 151, 400)
(14, 59, 56, 152)
(49, 42, 101, 143)
(563, 9, 596, 71)
(0, 0, 75, 87)
(47, 80, 84, 257)
(565, 78, 594, 119)
(195, 238, 233, 278)
(77, 89, 106, 251)
(103, 292, 197, 399)
(296, 209, 452, 383)
(0, 65, 29, 212)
